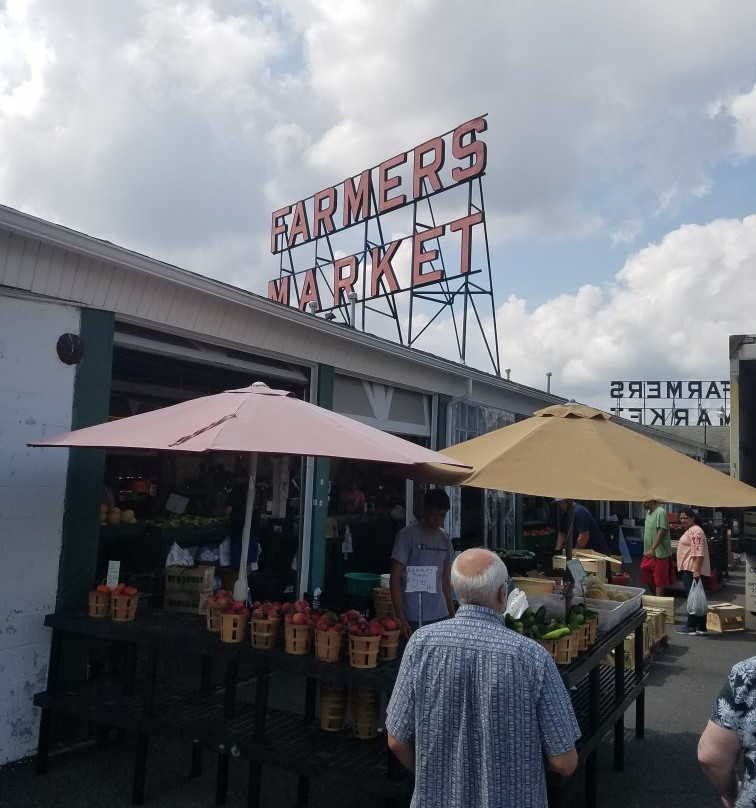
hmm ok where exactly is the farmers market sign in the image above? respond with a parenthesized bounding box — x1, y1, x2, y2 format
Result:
(608, 380, 730, 425)
(265, 116, 500, 375)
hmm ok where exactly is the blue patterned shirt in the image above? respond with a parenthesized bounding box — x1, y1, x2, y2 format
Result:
(386, 605, 581, 808)
(711, 655, 756, 808)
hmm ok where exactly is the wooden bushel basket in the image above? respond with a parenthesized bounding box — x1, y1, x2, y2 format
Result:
(252, 618, 279, 649)
(314, 629, 343, 662)
(575, 623, 590, 652)
(284, 623, 312, 655)
(351, 686, 380, 739)
(586, 618, 598, 647)
(319, 681, 347, 732)
(372, 588, 396, 620)
(111, 593, 139, 622)
(206, 607, 221, 633)
(537, 633, 576, 665)
(379, 630, 401, 662)
(348, 634, 381, 669)
(220, 613, 247, 643)
(88, 590, 111, 618)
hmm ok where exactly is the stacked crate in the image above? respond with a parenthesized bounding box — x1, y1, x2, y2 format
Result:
(163, 565, 215, 614)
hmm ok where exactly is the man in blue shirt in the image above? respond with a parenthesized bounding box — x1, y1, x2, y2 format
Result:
(386, 548, 580, 808)
(555, 499, 609, 554)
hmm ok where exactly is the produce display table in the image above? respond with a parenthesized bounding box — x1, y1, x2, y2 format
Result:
(35, 608, 646, 808)
(35, 610, 408, 807)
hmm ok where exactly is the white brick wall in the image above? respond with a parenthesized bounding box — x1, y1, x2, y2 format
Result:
(0, 294, 79, 764)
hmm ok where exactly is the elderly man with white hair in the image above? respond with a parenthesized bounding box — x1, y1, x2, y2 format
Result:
(386, 548, 580, 808)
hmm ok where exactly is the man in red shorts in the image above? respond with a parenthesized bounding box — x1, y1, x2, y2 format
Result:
(640, 498, 675, 596)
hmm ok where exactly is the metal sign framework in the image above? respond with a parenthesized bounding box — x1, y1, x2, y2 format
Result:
(273, 121, 501, 377)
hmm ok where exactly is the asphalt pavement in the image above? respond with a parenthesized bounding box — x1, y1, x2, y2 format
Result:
(1, 557, 754, 808)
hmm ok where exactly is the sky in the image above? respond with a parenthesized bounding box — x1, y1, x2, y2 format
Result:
(2, 0, 756, 417)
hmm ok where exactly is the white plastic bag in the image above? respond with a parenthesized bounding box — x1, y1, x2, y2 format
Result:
(504, 587, 529, 619)
(687, 578, 708, 617)
(218, 537, 231, 567)
(165, 542, 194, 568)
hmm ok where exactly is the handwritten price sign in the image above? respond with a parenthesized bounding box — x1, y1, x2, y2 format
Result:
(405, 565, 437, 594)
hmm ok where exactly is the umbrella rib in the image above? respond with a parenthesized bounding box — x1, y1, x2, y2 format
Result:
(169, 414, 236, 447)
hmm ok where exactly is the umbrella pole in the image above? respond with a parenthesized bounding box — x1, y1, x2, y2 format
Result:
(233, 452, 258, 602)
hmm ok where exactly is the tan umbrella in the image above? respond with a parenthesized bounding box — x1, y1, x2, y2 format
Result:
(29, 383, 470, 599)
(441, 401, 756, 507)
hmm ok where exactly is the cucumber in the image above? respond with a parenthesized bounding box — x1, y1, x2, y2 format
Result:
(542, 627, 571, 640)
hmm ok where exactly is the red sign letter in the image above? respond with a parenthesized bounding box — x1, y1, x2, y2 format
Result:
(313, 187, 337, 237)
(449, 212, 483, 274)
(333, 255, 358, 306)
(298, 269, 320, 312)
(268, 276, 290, 304)
(413, 137, 445, 200)
(451, 118, 487, 184)
(271, 206, 290, 254)
(378, 152, 407, 213)
(287, 200, 311, 248)
(343, 170, 371, 227)
(412, 226, 445, 287)
(370, 240, 402, 297)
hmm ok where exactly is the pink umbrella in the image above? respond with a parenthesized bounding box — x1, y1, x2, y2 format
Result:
(30, 382, 469, 598)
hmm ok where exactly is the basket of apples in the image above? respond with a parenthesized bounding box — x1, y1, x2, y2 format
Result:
(283, 599, 313, 655)
(219, 599, 249, 643)
(205, 590, 233, 632)
(313, 612, 346, 662)
(110, 583, 140, 622)
(250, 600, 282, 649)
(345, 611, 384, 669)
(378, 618, 401, 662)
(88, 584, 112, 618)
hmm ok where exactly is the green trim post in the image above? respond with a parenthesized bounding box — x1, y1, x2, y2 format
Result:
(308, 365, 333, 593)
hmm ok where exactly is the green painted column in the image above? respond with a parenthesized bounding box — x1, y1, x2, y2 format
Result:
(56, 308, 114, 690)
(308, 365, 333, 593)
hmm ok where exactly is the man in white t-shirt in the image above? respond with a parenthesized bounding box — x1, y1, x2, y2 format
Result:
(390, 488, 455, 639)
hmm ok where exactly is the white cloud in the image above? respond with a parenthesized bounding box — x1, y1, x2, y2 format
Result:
(720, 82, 756, 158)
(487, 216, 756, 409)
(1, 0, 756, 405)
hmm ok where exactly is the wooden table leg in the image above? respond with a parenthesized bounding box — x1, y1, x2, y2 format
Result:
(247, 761, 262, 808)
(216, 748, 229, 805)
(36, 628, 62, 775)
(297, 775, 309, 806)
(191, 742, 203, 777)
(584, 666, 600, 808)
(132, 733, 148, 805)
(614, 641, 625, 771)
(634, 623, 645, 739)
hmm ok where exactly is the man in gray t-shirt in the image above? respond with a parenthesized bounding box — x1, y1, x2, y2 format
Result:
(390, 488, 455, 639)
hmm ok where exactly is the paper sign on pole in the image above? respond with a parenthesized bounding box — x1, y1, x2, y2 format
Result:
(405, 565, 437, 594)
(106, 560, 121, 590)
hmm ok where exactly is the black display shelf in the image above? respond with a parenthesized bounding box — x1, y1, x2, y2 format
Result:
(36, 606, 646, 808)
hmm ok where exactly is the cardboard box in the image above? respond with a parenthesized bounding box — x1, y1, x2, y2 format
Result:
(642, 595, 676, 625)
(601, 623, 651, 669)
(164, 565, 215, 614)
(707, 603, 746, 633)
(644, 608, 667, 647)
(553, 550, 623, 578)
